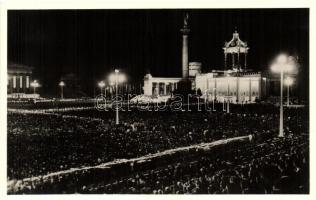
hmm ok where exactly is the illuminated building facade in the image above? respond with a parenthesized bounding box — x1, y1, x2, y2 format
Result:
(7, 63, 33, 95)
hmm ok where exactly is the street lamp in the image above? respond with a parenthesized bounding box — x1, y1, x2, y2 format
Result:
(271, 53, 296, 137)
(30, 80, 40, 94)
(98, 81, 105, 96)
(109, 69, 126, 125)
(284, 77, 294, 106)
(59, 81, 65, 99)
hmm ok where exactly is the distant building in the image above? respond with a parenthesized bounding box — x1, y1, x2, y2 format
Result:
(143, 74, 183, 96)
(7, 63, 33, 94)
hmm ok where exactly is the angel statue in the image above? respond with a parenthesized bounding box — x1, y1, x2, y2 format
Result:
(184, 13, 189, 28)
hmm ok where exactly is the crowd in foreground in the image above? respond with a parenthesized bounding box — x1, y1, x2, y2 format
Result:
(81, 135, 308, 194)
(7, 104, 309, 194)
(9, 134, 308, 194)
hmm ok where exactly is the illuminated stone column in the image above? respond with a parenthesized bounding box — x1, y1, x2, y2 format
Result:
(163, 83, 167, 95)
(13, 75, 16, 91)
(156, 83, 160, 95)
(180, 13, 190, 79)
(183, 35, 189, 78)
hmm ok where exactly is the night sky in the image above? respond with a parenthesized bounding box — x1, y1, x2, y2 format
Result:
(8, 9, 309, 96)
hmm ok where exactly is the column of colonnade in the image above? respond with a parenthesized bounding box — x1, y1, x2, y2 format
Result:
(151, 81, 179, 96)
(9, 73, 31, 93)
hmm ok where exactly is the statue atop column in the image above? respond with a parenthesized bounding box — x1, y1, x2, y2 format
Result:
(181, 12, 190, 35)
(184, 13, 189, 28)
(176, 11, 192, 96)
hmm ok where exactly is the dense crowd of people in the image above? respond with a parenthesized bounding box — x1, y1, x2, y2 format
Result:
(82, 135, 308, 194)
(7, 104, 309, 194)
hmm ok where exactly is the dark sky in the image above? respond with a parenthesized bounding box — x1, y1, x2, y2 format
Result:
(8, 9, 309, 95)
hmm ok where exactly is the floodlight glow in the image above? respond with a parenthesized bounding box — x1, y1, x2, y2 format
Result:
(30, 80, 40, 88)
(275, 53, 288, 65)
(109, 73, 126, 83)
(109, 74, 116, 83)
(59, 81, 65, 87)
(118, 74, 126, 83)
(271, 54, 296, 73)
(98, 81, 105, 88)
(284, 77, 294, 86)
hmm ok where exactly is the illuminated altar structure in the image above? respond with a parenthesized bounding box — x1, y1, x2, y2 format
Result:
(142, 14, 267, 103)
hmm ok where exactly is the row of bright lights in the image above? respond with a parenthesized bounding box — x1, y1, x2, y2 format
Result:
(31, 76, 294, 90)
(30, 60, 296, 90)
(99, 72, 126, 88)
(30, 70, 127, 89)
(30, 80, 65, 88)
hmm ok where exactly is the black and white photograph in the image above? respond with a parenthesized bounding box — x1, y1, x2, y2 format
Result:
(1, 1, 312, 197)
